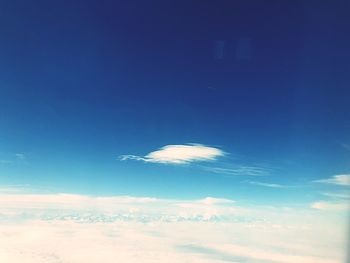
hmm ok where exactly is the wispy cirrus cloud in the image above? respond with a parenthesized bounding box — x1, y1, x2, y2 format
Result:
(247, 181, 284, 188)
(201, 165, 270, 176)
(310, 201, 349, 211)
(311, 175, 350, 211)
(322, 192, 350, 199)
(197, 197, 235, 205)
(313, 174, 350, 186)
(119, 144, 272, 179)
(120, 144, 225, 164)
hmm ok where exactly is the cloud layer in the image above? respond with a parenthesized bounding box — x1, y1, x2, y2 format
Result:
(0, 192, 348, 263)
(120, 144, 225, 164)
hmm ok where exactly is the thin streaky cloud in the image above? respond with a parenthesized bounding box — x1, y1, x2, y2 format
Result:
(119, 155, 147, 162)
(197, 197, 235, 205)
(313, 174, 350, 186)
(311, 201, 349, 211)
(120, 144, 225, 164)
(201, 165, 269, 176)
(322, 192, 350, 200)
(247, 181, 284, 188)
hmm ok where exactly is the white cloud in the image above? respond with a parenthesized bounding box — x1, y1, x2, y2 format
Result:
(120, 144, 225, 164)
(197, 197, 235, 205)
(314, 174, 350, 186)
(0, 192, 348, 263)
(201, 165, 269, 176)
(0, 220, 343, 263)
(248, 181, 283, 188)
(311, 201, 349, 211)
(0, 193, 161, 213)
(322, 192, 350, 199)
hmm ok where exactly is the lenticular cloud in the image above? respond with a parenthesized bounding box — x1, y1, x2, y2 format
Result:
(120, 144, 225, 164)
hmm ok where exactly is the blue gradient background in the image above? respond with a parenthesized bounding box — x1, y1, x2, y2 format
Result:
(0, 0, 349, 205)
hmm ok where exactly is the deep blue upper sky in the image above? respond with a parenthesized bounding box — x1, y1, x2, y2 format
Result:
(0, 1, 349, 204)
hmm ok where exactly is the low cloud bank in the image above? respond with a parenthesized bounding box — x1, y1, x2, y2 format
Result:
(0, 193, 348, 263)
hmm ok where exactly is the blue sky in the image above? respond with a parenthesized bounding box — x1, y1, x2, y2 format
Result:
(0, 0, 349, 206)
